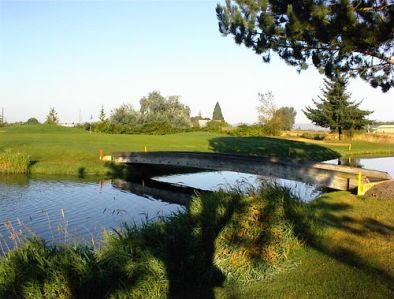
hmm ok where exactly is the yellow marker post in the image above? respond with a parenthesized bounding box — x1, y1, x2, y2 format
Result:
(357, 171, 362, 195)
(144, 145, 147, 152)
(99, 149, 104, 160)
(348, 144, 352, 151)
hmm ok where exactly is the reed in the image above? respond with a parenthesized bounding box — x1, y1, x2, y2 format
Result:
(0, 149, 30, 174)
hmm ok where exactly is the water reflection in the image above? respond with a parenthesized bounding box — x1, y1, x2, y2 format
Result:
(0, 175, 182, 253)
(324, 156, 394, 177)
(153, 171, 321, 202)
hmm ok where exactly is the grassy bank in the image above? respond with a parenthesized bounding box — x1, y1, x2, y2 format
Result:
(0, 149, 30, 174)
(0, 186, 314, 298)
(1, 125, 393, 175)
(1, 186, 392, 298)
(221, 192, 394, 298)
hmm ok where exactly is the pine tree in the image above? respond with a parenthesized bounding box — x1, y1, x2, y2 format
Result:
(212, 102, 225, 121)
(304, 76, 373, 140)
(99, 105, 107, 123)
(217, 1, 394, 91)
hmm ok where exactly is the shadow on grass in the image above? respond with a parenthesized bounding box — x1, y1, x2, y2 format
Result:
(209, 136, 339, 161)
(100, 191, 245, 298)
(78, 167, 86, 178)
(289, 195, 394, 291)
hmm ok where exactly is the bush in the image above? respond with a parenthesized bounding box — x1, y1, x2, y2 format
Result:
(299, 132, 326, 140)
(230, 124, 265, 137)
(203, 120, 229, 133)
(26, 118, 40, 125)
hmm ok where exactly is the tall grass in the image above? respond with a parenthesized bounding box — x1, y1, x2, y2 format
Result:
(0, 185, 318, 298)
(0, 149, 30, 174)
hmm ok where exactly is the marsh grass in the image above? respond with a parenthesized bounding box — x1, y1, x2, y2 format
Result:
(0, 149, 30, 174)
(0, 185, 316, 298)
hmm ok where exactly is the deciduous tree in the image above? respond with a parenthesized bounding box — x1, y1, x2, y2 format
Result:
(257, 91, 282, 135)
(110, 104, 139, 126)
(45, 107, 59, 125)
(139, 91, 191, 129)
(274, 107, 297, 131)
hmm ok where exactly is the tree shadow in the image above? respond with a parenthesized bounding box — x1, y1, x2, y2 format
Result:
(209, 136, 339, 161)
(285, 193, 394, 290)
(78, 167, 86, 178)
(98, 191, 246, 299)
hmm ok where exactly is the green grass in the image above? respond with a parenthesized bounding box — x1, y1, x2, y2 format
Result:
(1, 124, 392, 175)
(215, 192, 394, 298)
(0, 148, 30, 174)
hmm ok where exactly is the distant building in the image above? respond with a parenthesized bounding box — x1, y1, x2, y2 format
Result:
(59, 123, 75, 128)
(374, 125, 394, 134)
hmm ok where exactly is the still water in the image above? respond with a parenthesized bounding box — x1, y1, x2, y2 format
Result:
(0, 176, 182, 252)
(1, 156, 393, 253)
(323, 156, 394, 177)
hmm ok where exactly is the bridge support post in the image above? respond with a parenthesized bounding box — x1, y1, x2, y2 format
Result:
(357, 171, 362, 195)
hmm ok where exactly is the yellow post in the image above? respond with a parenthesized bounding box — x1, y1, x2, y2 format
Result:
(357, 171, 362, 195)
(144, 145, 147, 152)
(99, 149, 104, 160)
(348, 144, 352, 151)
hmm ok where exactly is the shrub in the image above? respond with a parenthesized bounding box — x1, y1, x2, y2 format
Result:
(204, 120, 229, 133)
(299, 132, 326, 140)
(230, 124, 265, 137)
(26, 118, 40, 125)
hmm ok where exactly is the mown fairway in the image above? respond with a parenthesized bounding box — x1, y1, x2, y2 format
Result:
(1, 125, 393, 175)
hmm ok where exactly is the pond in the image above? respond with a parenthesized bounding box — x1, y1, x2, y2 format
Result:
(323, 156, 394, 177)
(1, 155, 393, 254)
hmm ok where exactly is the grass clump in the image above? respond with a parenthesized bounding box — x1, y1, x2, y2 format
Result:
(214, 185, 316, 282)
(0, 149, 30, 174)
(0, 238, 103, 299)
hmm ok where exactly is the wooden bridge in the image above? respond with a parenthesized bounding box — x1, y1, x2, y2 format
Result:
(110, 152, 391, 191)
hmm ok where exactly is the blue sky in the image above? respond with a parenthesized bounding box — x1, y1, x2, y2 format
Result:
(1, 0, 393, 124)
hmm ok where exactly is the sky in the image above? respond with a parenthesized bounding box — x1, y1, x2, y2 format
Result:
(0, 0, 393, 125)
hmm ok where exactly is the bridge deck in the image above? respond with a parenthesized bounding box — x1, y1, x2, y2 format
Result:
(111, 152, 391, 191)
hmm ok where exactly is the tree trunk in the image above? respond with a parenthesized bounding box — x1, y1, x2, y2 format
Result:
(338, 127, 342, 140)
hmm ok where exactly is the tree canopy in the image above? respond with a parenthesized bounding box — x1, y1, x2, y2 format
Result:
(274, 107, 297, 130)
(110, 104, 140, 126)
(212, 102, 225, 121)
(26, 117, 40, 125)
(45, 107, 59, 125)
(304, 75, 373, 139)
(140, 91, 191, 129)
(216, 0, 394, 91)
